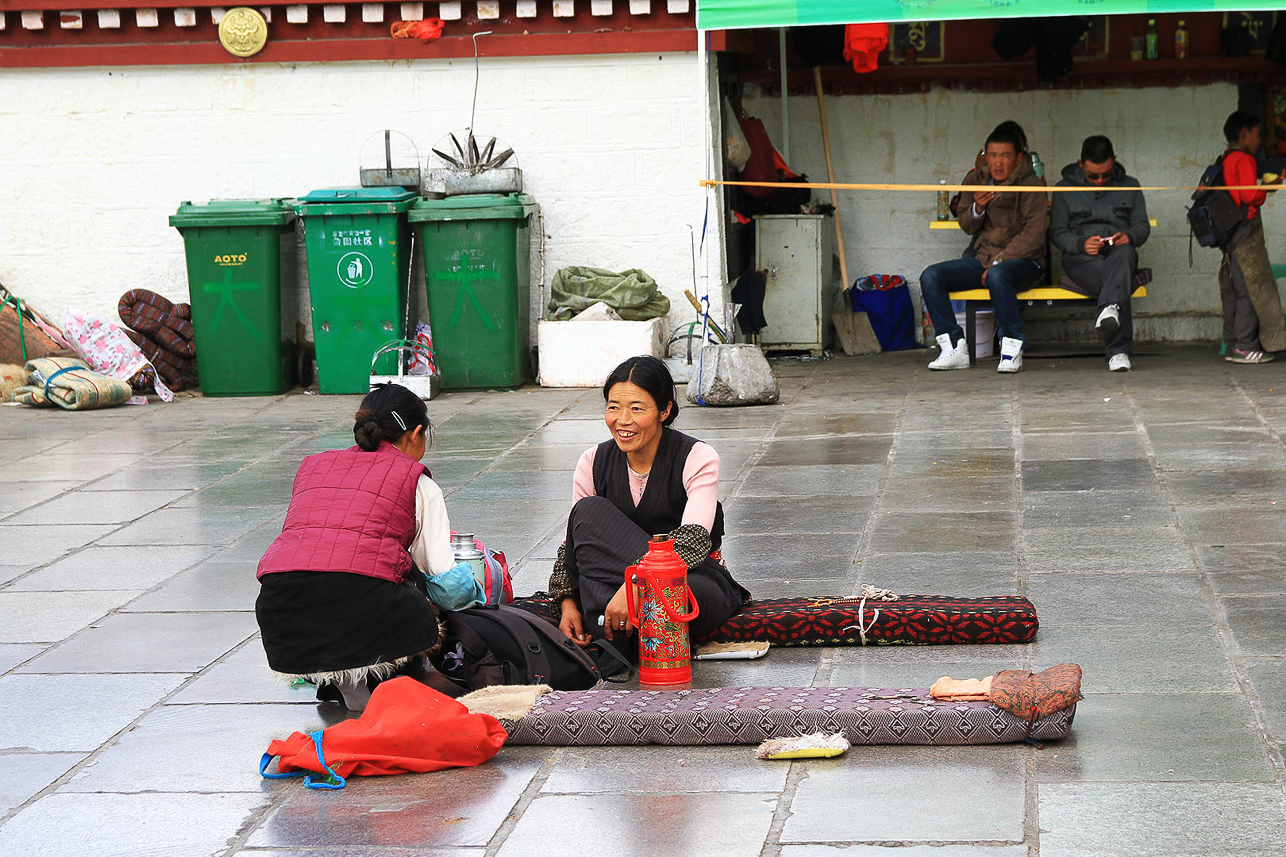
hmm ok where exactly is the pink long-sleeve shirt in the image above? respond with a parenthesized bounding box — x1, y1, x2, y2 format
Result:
(572, 442, 721, 530)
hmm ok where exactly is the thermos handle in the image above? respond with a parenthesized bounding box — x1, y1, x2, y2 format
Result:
(624, 565, 640, 627)
(655, 582, 700, 624)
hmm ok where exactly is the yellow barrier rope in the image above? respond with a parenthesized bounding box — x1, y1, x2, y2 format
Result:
(700, 179, 1278, 193)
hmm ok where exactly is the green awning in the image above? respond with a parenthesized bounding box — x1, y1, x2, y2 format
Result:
(697, 1, 1281, 29)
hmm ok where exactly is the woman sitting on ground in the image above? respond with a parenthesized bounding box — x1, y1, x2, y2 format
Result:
(255, 383, 481, 711)
(550, 355, 749, 654)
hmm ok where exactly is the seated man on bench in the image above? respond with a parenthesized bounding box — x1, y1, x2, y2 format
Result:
(1050, 135, 1150, 372)
(921, 126, 1048, 374)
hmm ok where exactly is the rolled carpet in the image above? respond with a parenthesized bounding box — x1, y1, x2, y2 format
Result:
(500, 684, 1076, 747)
(12, 357, 133, 410)
(701, 594, 1039, 646)
(118, 289, 197, 389)
(511, 591, 1039, 646)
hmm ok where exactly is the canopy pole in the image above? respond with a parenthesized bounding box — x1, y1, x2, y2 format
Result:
(779, 28, 789, 162)
(698, 29, 716, 314)
(813, 66, 850, 293)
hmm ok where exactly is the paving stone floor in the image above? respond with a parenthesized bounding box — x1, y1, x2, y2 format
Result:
(1, 344, 1285, 856)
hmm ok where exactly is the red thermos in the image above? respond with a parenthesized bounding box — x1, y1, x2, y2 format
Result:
(626, 536, 700, 686)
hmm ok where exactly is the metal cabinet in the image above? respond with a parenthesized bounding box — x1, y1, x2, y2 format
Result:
(752, 214, 838, 352)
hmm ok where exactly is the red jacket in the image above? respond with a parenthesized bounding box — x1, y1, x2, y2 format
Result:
(1225, 150, 1267, 220)
(257, 443, 427, 584)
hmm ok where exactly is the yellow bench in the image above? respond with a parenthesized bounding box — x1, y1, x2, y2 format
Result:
(948, 272, 1150, 365)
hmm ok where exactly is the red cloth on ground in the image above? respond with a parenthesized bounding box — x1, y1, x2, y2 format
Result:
(843, 23, 890, 74)
(265, 677, 508, 780)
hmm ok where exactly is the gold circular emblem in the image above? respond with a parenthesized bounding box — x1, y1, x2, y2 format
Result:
(218, 7, 268, 58)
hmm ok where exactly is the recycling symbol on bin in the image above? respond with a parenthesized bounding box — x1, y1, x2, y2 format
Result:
(337, 252, 374, 289)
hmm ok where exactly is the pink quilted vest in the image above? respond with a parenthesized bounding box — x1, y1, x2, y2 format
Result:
(257, 443, 428, 584)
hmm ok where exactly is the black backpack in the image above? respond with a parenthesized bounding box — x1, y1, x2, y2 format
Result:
(430, 604, 633, 692)
(1187, 153, 1246, 255)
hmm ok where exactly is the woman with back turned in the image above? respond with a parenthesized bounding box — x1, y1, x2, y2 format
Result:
(255, 383, 480, 710)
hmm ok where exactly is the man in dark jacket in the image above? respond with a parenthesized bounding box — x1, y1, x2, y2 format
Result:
(1050, 135, 1150, 372)
(921, 126, 1048, 374)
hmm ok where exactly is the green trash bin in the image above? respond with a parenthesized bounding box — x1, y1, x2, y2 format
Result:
(169, 198, 295, 397)
(295, 187, 418, 394)
(409, 193, 539, 390)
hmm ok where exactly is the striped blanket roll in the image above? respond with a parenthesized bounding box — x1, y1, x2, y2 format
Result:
(118, 289, 197, 389)
(13, 357, 133, 410)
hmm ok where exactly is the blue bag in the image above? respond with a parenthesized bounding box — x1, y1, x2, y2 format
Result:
(848, 278, 919, 351)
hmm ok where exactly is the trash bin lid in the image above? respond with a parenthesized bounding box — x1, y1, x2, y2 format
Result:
(295, 186, 419, 216)
(169, 198, 296, 228)
(408, 193, 539, 223)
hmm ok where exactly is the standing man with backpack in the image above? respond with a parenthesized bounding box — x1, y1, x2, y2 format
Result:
(1215, 111, 1284, 364)
(1050, 135, 1150, 372)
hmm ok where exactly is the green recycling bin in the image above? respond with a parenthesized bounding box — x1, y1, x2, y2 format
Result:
(409, 193, 539, 390)
(169, 198, 295, 397)
(295, 187, 418, 394)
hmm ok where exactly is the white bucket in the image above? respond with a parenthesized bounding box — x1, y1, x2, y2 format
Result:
(955, 310, 996, 358)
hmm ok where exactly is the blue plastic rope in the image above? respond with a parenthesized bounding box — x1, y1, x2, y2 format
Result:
(42, 366, 80, 403)
(259, 752, 297, 780)
(257, 730, 346, 790)
(303, 730, 347, 790)
(695, 303, 710, 407)
(692, 197, 714, 407)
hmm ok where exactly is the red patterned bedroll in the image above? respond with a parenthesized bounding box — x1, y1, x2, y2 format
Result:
(501, 686, 1075, 747)
(509, 593, 1038, 646)
(699, 594, 1039, 646)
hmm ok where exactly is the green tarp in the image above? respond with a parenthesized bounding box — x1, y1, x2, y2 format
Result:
(546, 266, 671, 321)
(697, 1, 1282, 29)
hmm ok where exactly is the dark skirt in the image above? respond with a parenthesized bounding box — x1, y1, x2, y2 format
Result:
(255, 570, 439, 676)
(564, 495, 746, 643)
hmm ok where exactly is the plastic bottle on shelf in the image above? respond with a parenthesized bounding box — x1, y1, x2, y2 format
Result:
(936, 180, 951, 221)
(1145, 19, 1159, 60)
(1030, 151, 1046, 184)
(1175, 20, 1189, 59)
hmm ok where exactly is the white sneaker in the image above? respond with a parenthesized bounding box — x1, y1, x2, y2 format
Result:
(1096, 304, 1121, 336)
(1108, 353, 1131, 372)
(997, 337, 1024, 373)
(928, 333, 970, 370)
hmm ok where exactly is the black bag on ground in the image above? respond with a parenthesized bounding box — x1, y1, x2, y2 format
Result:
(430, 604, 633, 692)
(1187, 154, 1246, 252)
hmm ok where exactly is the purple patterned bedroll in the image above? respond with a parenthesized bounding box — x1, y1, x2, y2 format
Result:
(502, 686, 1076, 747)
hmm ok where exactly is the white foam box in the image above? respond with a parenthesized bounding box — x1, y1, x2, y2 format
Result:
(536, 318, 665, 387)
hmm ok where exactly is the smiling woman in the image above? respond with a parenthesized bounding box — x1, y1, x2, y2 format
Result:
(547, 356, 750, 663)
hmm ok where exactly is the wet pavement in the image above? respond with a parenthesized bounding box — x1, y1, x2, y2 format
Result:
(1, 344, 1285, 856)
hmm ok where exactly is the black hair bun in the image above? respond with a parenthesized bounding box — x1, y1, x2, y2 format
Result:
(353, 415, 384, 451)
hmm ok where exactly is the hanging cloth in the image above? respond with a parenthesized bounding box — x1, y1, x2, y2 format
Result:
(843, 23, 890, 74)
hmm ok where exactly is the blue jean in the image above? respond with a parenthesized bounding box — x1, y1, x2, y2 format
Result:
(920, 258, 1044, 344)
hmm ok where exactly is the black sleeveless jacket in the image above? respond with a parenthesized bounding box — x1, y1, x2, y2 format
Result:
(591, 427, 725, 549)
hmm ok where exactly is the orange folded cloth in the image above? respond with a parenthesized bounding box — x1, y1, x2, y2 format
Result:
(930, 675, 994, 701)
(390, 18, 444, 41)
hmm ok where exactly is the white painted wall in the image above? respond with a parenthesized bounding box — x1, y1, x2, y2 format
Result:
(0, 53, 721, 349)
(745, 84, 1276, 343)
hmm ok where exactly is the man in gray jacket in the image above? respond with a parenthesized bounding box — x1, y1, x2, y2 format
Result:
(1050, 135, 1150, 371)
